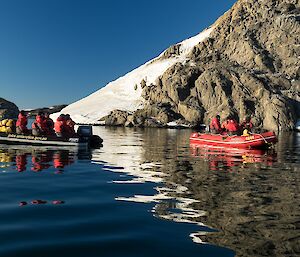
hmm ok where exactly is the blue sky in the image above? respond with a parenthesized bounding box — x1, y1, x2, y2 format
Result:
(0, 0, 236, 109)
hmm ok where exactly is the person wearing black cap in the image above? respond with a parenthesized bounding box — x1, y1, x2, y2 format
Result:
(209, 115, 222, 134)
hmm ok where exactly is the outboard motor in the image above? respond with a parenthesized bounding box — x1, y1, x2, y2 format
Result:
(77, 125, 103, 148)
(77, 125, 93, 137)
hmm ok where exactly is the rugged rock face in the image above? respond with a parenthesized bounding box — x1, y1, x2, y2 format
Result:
(0, 98, 19, 120)
(105, 0, 300, 131)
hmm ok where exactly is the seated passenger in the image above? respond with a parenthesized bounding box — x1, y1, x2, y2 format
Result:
(44, 112, 55, 135)
(223, 118, 239, 135)
(16, 110, 28, 135)
(209, 115, 222, 134)
(221, 120, 228, 131)
(65, 114, 76, 137)
(54, 114, 67, 138)
(32, 112, 47, 136)
(240, 116, 253, 131)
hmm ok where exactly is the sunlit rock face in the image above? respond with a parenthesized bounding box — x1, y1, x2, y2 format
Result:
(0, 98, 19, 120)
(139, 0, 300, 131)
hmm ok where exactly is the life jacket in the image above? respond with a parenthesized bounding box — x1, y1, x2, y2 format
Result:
(210, 117, 222, 132)
(45, 117, 54, 130)
(16, 113, 28, 128)
(221, 120, 228, 129)
(54, 117, 66, 133)
(32, 115, 47, 131)
(66, 118, 76, 135)
(226, 119, 239, 132)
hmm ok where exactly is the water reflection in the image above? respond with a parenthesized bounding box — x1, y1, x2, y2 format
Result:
(190, 145, 277, 171)
(92, 127, 300, 257)
(0, 145, 87, 173)
(0, 145, 91, 208)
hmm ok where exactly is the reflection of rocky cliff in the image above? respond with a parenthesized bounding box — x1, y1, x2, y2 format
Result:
(0, 98, 19, 120)
(140, 130, 299, 257)
(91, 127, 299, 256)
(105, 0, 299, 131)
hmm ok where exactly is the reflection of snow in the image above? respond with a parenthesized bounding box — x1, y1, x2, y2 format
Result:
(91, 127, 210, 244)
(152, 196, 207, 226)
(190, 232, 209, 244)
(91, 132, 165, 184)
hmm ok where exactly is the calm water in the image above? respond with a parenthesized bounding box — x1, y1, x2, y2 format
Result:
(0, 127, 299, 257)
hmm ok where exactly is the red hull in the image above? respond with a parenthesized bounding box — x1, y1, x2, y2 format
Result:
(190, 131, 277, 149)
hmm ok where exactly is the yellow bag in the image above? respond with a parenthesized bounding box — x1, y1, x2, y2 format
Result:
(6, 119, 14, 128)
(242, 129, 250, 136)
(5, 127, 12, 133)
(1, 119, 8, 126)
(0, 126, 12, 133)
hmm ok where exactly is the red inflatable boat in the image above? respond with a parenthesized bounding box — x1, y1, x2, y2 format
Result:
(190, 131, 277, 149)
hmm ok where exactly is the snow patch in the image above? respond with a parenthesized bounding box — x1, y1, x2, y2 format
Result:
(52, 27, 214, 124)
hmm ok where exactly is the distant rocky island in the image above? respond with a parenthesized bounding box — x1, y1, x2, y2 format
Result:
(55, 0, 299, 132)
(24, 105, 67, 117)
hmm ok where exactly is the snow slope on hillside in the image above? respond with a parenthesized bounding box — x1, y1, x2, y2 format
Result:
(54, 27, 214, 124)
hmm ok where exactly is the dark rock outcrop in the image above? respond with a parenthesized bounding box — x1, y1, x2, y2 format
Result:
(0, 98, 19, 120)
(26, 104, 67, 117)
(104, 0, 300, 131)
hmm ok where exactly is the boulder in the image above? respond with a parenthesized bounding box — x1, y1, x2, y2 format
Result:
(104, 110, 129, 126)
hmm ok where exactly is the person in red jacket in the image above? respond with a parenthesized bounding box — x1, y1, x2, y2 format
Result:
(65, 114, 76, 137)
(240, 116, 253, 131)
(209, 115, 222, 134)
(224, 118, 239, 135)
(16, 110, 28, 134)
(44, 112, 55, 135)
(32, 112, 47, 136)
(54, 114, 67, 138)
